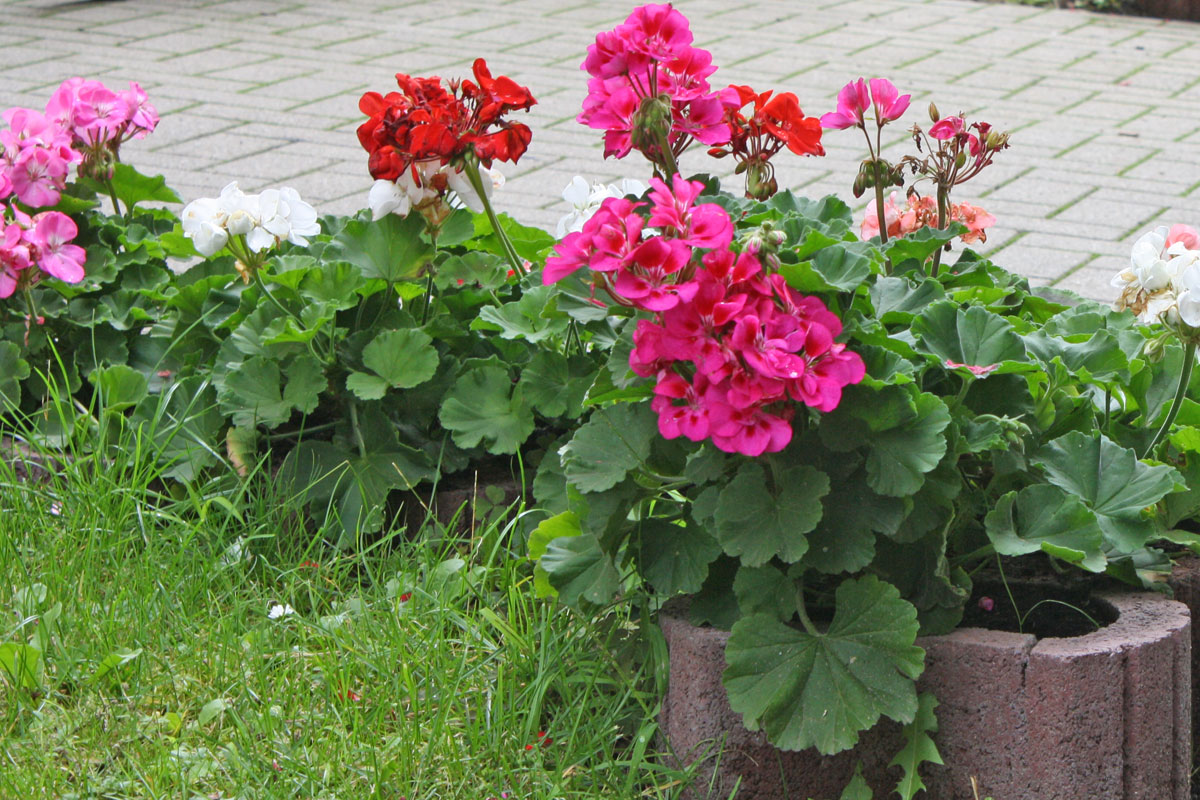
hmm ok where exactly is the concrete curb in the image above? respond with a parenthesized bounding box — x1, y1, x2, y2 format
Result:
(659, 591, 1190, 799)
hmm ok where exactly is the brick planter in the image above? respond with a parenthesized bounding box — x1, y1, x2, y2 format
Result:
(659, 592, 1190, 800)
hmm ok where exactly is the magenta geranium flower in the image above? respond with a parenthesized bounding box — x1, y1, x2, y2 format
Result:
(868, 78, 910, 124)
(819, 79, 869, 130)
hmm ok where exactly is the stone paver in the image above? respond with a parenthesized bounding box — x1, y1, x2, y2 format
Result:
(5, 0, 1200, 300)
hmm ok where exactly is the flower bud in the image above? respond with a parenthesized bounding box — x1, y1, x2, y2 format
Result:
(928, 102, 940, 123)
(745, 160, 777, 201)
(631, 94, 674, 161)
(955, 151, 968, 169)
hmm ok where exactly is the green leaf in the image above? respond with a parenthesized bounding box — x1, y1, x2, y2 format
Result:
(1023, 328, 1128, 382)
(541, 531, 621, 607)
(836, 764, 874, 800)
(475, 284, 569, 342)
(434, 251, 510, 292)
(913, 301, 1027, 368)
(806, 478, 899, 574)
(561, 403, 657, 493)
(132, 377, 224, 482)
(870, 276, 947, 323)
(889, 692, 944, 800)
(198, 697, 229, 727)
(723, 575, 923, 754)
(106, 162, 182, 209)
(90, 647, 143, 687)
(715, 463, 829, 567)
(516, 351, 591, 419)
(733, 564, 797, 621)
(639, 519, 722, 596)
(438, 365, 534, 455)
(0, 342, 30, 408)
(217, 356, 290, 428)
(780, 241, 873, 292)
(333, 213, 433, 282)
(984, 486, 1107, 572)
(347, 329, 438, 400)
(299, 261, 365, 310)
(528, 511, 582, 598)
(282, 355, 326, 415)
(1034, 431, 1184, 552)
(89, 364, 148, 412)
(824, 388, 952, 498)
(0, 642, 43, 691)
(884, 225, 963, 269)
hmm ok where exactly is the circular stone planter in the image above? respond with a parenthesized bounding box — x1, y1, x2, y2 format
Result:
(659, 592, 1191, 800)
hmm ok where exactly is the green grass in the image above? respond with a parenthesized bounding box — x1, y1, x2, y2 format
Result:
(0, 407, 699, 799)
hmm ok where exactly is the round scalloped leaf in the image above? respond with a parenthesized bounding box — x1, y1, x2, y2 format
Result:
(0, 342, 30, 408)
(541, 531, 620, 607)
(333, 213, 433, 282)
(913, 301, 1027, 369)
(561, 403, 656, 493)
(438, 365, 534, 455)
(347, 329, 438, 400)
(723, 575, 923, 755)
(1034, 431, 1184, 553)
(984, 485, 1106, 572)
(639, 519, 722, 596)
(715, 463, 829, 567)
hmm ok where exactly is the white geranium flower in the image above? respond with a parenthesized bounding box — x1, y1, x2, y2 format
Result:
(1177, 262, 1200, 328)
(447, 165, 488, 213)
(219, 182, 259, 236)
(555, 177, 647, 238)
(248, 187, 320, 252)
(267, 603, 295, 619)
(181, 196, 229, 257)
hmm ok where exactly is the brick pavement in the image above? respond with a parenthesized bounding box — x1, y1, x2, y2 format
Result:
(3, 0, 1200, 300)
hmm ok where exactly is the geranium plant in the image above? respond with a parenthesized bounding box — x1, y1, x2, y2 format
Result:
(526, 5, 1190, 797)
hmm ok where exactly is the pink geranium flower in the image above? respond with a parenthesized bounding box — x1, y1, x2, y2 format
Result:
(928, 115, 964, 140)
(820, 79, 870, 130)
(869, 78, 910, 124)
(28, 212, 85, 283)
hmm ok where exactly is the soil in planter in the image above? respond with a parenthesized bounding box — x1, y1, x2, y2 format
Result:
(961, 575, 1119, 638)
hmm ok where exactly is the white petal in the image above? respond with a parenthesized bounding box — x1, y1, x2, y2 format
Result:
(368, 179, 407, 221)
(562, 176, 590, 206)
(192, 221, 228, 257)
(245, 226, 275, 253)
(448, 168, 485, 213)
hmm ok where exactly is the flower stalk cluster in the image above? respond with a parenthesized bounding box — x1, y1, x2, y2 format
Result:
(356, 59, 535, 273)
(181, 181, 320, 282)
(544, 174, 864, 455)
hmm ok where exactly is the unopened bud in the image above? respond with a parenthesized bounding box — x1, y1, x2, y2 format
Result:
(928, 102, 940, 123)
(954, 151, 968, 169)
(631, 94, 674, 159)
(986, 130, 1010, 150)
(852, 171, 867, 198)
(1143, 335, 1166, 363)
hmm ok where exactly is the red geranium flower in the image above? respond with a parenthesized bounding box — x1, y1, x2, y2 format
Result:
(357, 59, 536, 185)
(709, 85, 823, 199)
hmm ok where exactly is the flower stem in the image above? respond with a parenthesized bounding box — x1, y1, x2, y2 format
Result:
(1143, 339, 1196, 458)
(105, 179, 124, 219)
(464, 162, 525, 276)
(794, 581, 819, 636)
(254, 270, 299, 323)
(654, 128, 680, 182)
(931, 184, 949, 278)
(349, 400, 367, 459)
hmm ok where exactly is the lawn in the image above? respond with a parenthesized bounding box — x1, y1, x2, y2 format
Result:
(0, 416, 698, 800)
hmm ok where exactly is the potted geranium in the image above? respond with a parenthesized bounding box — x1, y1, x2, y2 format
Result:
(527, 5, 1192, 799)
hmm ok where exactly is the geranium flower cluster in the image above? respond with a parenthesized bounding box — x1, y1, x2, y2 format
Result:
(0, 205, 86, 298)
(578, 3, 734, 171)
(1, 77, 158, 211)
(0, 107, 82, 208)
(45, 77, 159, 179)
(543, 174, 864, 456)
(709, 86, 824, 200)
(862, 190, 995, 244)
(1111, 224, 1200, 327)
(181, 182, 319, 280)
(357, 59, 534, 222)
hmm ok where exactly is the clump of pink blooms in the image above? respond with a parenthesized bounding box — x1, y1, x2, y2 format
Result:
(578, 3, 734, 171)
(862, 190, 995, 244)
(543, 174, 865, 456)
(0, 77, 155, 300)
(0, 205, 86, 298)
